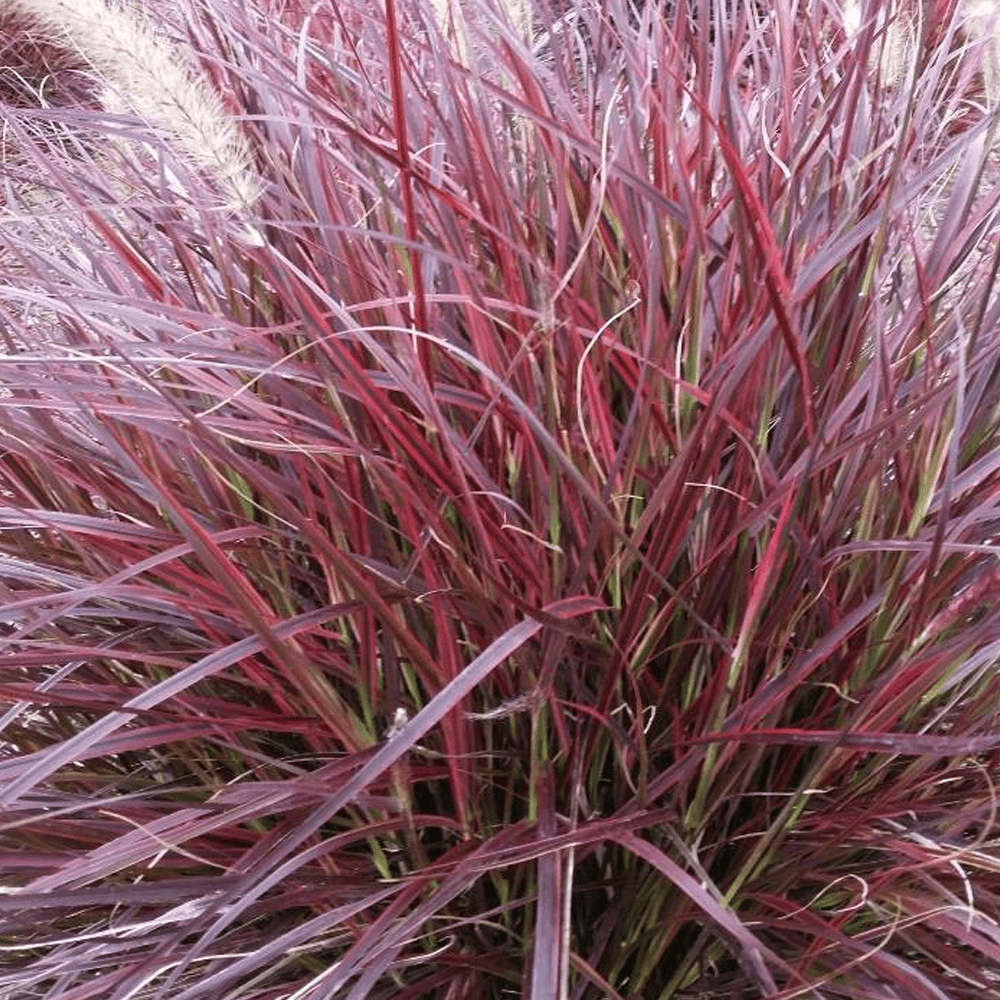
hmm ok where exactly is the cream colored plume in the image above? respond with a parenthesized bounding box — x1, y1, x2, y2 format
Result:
(2, 0, 259, 218)
(963, 0, 1000, 103)
(842, 0, 1000, 104)
(432, 0, 529, 36)
(431, 0, 530, 65)
(840, 0, 917, 88)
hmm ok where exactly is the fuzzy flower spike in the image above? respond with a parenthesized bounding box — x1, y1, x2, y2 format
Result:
(3, 0, 262, 241)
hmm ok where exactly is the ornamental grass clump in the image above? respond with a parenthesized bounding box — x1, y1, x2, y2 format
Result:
(4, 0, 1000, 997)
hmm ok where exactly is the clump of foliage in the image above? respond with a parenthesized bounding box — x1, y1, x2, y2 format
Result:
(3, 1, 1000, 998)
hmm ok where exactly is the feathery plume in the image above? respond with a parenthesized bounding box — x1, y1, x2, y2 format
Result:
(431, 0, 530, 64)
(843, 0, 1000, 105)
(2, 0, 260, 228)
(841, 0, 916, 89)
(963, 0, 1000, 104)
(433, 0, 529, 35)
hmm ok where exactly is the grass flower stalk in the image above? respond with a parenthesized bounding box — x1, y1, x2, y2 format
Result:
(3, 0, 259, 217)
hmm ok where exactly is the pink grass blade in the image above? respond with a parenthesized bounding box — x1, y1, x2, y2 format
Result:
(155, 596, 602, 996)
(611, 830, 784, 996)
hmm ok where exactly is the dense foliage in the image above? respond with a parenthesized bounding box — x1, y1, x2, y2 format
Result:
(3, 1, 1000, 997)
